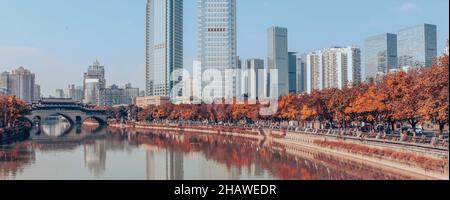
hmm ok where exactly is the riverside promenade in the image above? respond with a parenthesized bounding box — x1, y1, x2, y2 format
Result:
(109, 122, 449, 180)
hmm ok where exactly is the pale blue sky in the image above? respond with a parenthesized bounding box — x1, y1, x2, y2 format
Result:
(0, 0, 448, 96)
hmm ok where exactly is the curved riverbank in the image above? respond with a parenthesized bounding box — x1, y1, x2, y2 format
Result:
(109, 122, 449, 180)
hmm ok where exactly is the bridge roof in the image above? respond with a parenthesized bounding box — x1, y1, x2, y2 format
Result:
(39, 98, 80, 105)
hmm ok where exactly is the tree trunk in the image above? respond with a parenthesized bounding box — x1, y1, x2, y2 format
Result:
(409, 119, 418, 138)
(390, 121, 396, 133)
(439, 122, 445, 139)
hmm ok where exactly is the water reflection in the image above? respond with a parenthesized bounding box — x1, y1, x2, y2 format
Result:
(1, 121, 417, 180)
(41, 115, 71, 137)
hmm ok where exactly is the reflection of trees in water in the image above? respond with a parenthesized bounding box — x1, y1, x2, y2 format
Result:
(129, 130, 412, 180)
(313, 153, 414, 180)
(0, 141, 36, 180)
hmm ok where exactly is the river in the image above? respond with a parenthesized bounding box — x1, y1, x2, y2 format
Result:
(0, 117, 416, 180)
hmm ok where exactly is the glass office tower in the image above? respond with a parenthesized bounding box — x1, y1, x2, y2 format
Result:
(364, 33, 398, 78)
(288, 52, 297, 94)
(146, 0, 183, 99)
(198, 0, 237, 99)
(398, 24, 437, 68)
(268, 27, 289, 96)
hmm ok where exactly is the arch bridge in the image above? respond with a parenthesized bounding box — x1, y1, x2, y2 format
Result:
(25, 98, 108, 127)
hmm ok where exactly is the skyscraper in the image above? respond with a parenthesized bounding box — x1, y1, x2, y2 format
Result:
(398, 24, 437, 68)
(364, 33, 398, 78)
(245, 58, 264, 98)
(146, 0, 183, 99)
(8, 67, 35, 103)
(198, 0, 237, 99)
(288, 52, 297, 94)
(267, 27, 289, 96)
(33, 84, 41, 101)
(83, 60, 106, 105)
(67, 84, 84, 102)
(296, 55, 307, 93)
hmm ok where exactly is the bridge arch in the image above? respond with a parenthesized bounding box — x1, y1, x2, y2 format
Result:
(51, 113, 75, 126)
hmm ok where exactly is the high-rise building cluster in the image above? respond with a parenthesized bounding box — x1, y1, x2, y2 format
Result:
(3, 3, 444, 105)
(143, 0, 443, 99)
(298, 46, 362, 93)
(0, 67, 40, 103)
(81, 60, 141, 106)
(364, 24, 438, 78)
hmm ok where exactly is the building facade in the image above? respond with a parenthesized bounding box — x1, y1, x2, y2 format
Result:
(364, 33, 398, 78)
(124, 83, 140, 105)
(398, 24, 437, 68)
(83, 60, 106, 105)
(0, 71, 9, 94)
(33, 84, 41, 101)
(306, 52, 323, 93)
(67, 84, 84, 102)
(198, 0, 237, 99)
(55, 89, 65, 98)
(296, 54, 307, 93)
(146, 0, 183, 99)
(267, 27, 289, 96)
(8, 67, 35, 103)
(135, 96, 170, 108)
(288, 52, 297, 94)
(322, 47, 361, 89)
(99, 85, 126, 107)
(245, 59, 264, 98)
(305, 47, 361, 93)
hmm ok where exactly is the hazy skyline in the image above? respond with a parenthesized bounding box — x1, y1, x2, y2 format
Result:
(0, 0, 448, 96)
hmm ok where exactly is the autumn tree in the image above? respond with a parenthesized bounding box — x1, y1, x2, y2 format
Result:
(0, 95, 28, 129)
(347, 84, 385, 130)
(277, 93, 300, 122)
(418, 55, 449, 136)
(394, 70, 423, 135)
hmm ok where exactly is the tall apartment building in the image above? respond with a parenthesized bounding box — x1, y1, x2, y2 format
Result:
(305, 46, 361, 93)
(8, 67, 35, 103)
(306, 52, 323, 93)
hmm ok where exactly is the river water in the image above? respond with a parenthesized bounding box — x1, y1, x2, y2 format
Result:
(0, 117, 415, 180)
